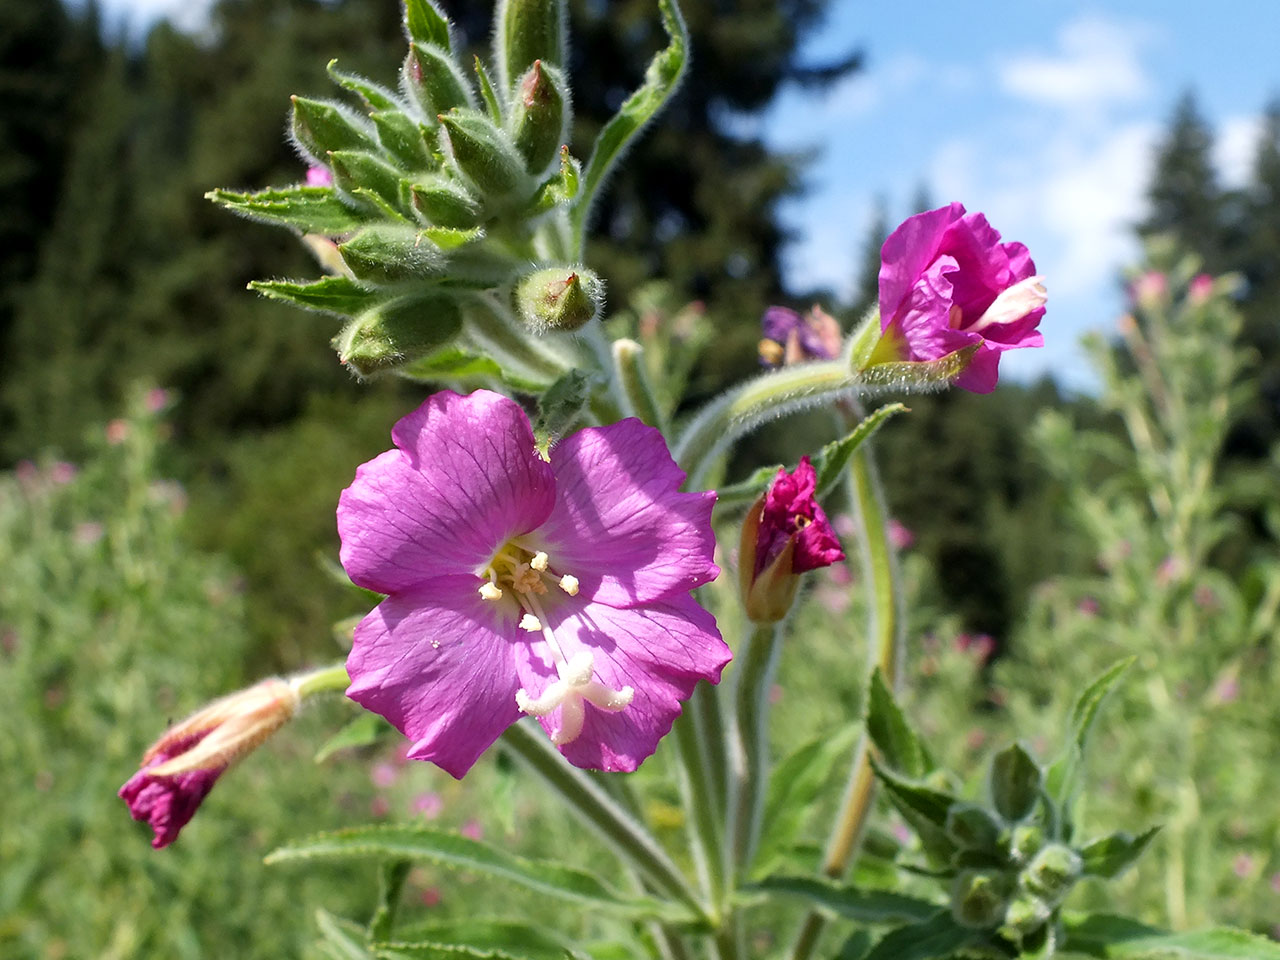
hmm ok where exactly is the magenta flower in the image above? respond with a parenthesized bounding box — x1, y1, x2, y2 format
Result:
(306, 165, 334, 187)
(338, 390, 729, 777)
(875, 203, 1046, 393)
(759, 305, 842, 368)
(120, 735, 224, 849)
(739, 456, 844, 623)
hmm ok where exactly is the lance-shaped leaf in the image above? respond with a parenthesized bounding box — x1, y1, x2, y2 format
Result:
(266, 825, 693, 922)
(866, 666, 933, 780)
(1078, 827, 1160, 879)
(316, 909, 375, 960)
(1046, 658, 1135, 813)
(745, 876, 939, 925)
(209, 186, 369, 235)
(389, 920, 579, 960)
(404, 0, 453, 52)
(250, 276, 380, 318)
(374, 944, 533, 960)
(315, 713, 396, 763)
(570, 0, 687, 248)
(1064, 918, 1280, 959)
(869, 757, 959, 864)
(864, 911, 985, 960)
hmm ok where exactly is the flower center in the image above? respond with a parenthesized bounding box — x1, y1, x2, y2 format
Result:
(476, 542, 630, 745)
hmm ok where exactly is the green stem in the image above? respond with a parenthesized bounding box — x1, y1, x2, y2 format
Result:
(671, 696, 727, 916)
(730, 622, 783, 873)
(498, 721, 706, 920)
(613, 337, 667, 430)
(288, 662, 350, 699)
(466, 294, 573, 385)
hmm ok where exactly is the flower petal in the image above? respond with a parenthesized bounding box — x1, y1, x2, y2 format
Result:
(519, 594, 730, 771)
(338, 390, 556, 594)
(346, 575, 524, 778)
(878, 201, 965, 326)
(534, 419, 719, 607)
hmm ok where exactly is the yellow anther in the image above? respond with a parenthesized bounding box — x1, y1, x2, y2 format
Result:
(559, 574, 580, 596)
(519, 613, 543, 633)
(479, 582, 503, 601)
(530, 551, 549, 571)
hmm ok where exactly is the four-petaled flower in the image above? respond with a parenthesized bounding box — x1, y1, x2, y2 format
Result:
(874, 203, 1046, 393)
(338, 390, 730, 777)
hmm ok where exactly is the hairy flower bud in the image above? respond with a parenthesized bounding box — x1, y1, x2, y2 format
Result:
(1021, 843, 1082, 906)
(119, 678, 300, 848)
(946, 803, 1004, 852)
(291, 96, 378, 163)
(509, 60, 568, 175)
(410, 175, 482, 228)
(950, 870, 1011, 929)
(403, 43, 474, 117)
(438, 110, 528, 202)
(495, 0, 566, 88)
(328, 149, 408, 211)
(513, 266, 604, 332)
(333, 296, 463, 376)
(338, 226, 444, 283)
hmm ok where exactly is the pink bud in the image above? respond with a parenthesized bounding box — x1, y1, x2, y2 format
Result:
(306, 165, 334, 187)
(1188, 273, 1213, 304)
(106, 419, 130, 445)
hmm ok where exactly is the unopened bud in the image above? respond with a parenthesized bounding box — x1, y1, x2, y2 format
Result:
(509, 60, 568, 175)
(410, 174, 482, 228)
(513, 266, 604, 332)
(291, 96, 379, 163)
(496, 0, 566, 88)
(1021, 843, 1082, 905)
(1007, 823, 1045, 863)
(438, 110, 528, 202)
(333, 295, 463, 376)
(1000, 893, 1051, 939)
(950, 870, 1010, 930)
(946, 804, 1004, 852)
(338, 226, 444, 283)
(989, 743, 1042, 822)
(403, 43, 474, 117)
(328, 150, 407, 211)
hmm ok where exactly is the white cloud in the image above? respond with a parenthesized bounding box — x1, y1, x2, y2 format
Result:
(1217, 114, 1263, 187)
(998, 15, 1154, 110)
(823, 54, 973, 120)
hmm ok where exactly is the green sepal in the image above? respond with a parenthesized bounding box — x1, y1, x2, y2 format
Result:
(421, 226, 483, 250)
(333, 295, 463, 376)
(866, 665, 933, 779)
(372, 110, 431, 170)
(314, 713, 395, 763)
(404, 43, 475, 118)
(399, 345, 505, 384)
(949, 870, 1011, 929)
(855, 344, 980, 394)
(1078, 827, 1159, 879)
(494, 0, 566, 89)
(410, 175, 482, 228)
(338, 227, 444, 283)
(474, 56, 504, 121)
(207, 186, 369, 235)
(329, 150, 410, 212)
(527, 146, 581, 215)
(944, 805, 1003, 853)
(249, 276, 378, 317)
(292, 96, 379, 162)
(404, 0, 453, 52)
(509, 60, 568, 176)
(989, 743, 1043, 822)
(327, 59, 399, 111)
(438, 110, 528, 202)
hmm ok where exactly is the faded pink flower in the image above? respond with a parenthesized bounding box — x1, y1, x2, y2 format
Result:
(49, 461, 77, 486)
(1131, 271, 1168, 309)
(421, 887, 443, 907)
(371, 763, 398, 789)
(873, 203, 1046, 393)
(339, 390, 728, 777)
(412, 792, 444, 819)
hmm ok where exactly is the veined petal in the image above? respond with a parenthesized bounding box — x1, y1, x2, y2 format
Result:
(521, 594, 730, 771)
(346, 575, 524, 778)
(878, 201, 966, 326)
(339, 390, 556, 594)
(534, 419, 719, 607)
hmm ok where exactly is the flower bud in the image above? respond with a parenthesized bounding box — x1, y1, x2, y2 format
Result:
(403, 43, 474, 118)
(338, 226, 444, 283)
(1021, 843, 1082, 906)
(1007, 823, 1045, 863)
(1000, 892, 1051, 939)
(118, 678, 299, 848)
(291, 96, 378, 163)
(328, 149, 407, 211)
(513, 266, 604, 332)
(438, 110, 528, 203)
(333, 295, 463, 376)
(739, 456, 844, 623)
(410, 174, 482, 228)
(946, 803, 1004, 852)
(496, 0, 566, 88)
(950, 870, 1010, 929)
(989, 742, 1042, 822)
(509, 60, 568, 175)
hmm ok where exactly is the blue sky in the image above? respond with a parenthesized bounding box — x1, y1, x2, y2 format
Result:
(93, 0, 1280, 391)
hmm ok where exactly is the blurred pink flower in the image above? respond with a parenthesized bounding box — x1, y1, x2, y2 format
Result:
(306, 165, 334, 187)
(371, 763, 398, 789)
(460, 818, 484, 840)
(106, 419, 130, 445)
(74, 522, 105, 546)
(421, 887, 442, 907)
(955, 633, 995, 664)
(49, 461, 77, 486)
(412, 792, 443, 819)
(1132, 271, 1168, 309)
(145, 388, 172, 413)
(1077, 596, 1100, 617)
(887, 518, 915, 551)
(15, 460, 38, 491)
(1188, 273, 1214, 304)
(1233, 853, 1256, 878)
(370, 796, 390, 818)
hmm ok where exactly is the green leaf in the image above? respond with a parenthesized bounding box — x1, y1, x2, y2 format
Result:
(420, 226, 483, 250)
(1046, 657, 1135, 806)
(265, 825, 690, 921)
(399, 345, 505, 382)
(391, 920, 577, 960)
(328, 59, 400, 111)
(866, 667, 932, 779)
(1061, 912, 1162, 954)
(745, 876, 939, 925)
(1079, 827, 1160, 879)
(989, 743, 1043, 822)
(316, 909, 375, 960)
(208, 186, 369, 234)
(250, 276, 378, 318)
(752, 724, 858, 876)
(533, 368, 598, 445)
(869, 757, 955, 829)
(374, 944, 532, 960)
(315, 713, 395, 763)
(1092, 927, 1280, 959)
(835, 930, 873, 960)
(864, 911, 983, 960)
(571, 0, 687, 248)
(405, 0, 453, 51)
(330, 150, 410, 212)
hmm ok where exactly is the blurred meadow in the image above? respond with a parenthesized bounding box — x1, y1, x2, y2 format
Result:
(3, 0, 1280, 956)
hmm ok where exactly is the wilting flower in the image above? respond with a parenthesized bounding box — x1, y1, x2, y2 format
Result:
(871, 203, 1046, 393)
(338, 390, 728, 776)
(119, 678, 299, 848)
(739, 456, 844, 622)
(759, 305, 843, 368)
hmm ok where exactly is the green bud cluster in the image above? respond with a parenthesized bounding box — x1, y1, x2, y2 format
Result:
(210, 0, 592, 378)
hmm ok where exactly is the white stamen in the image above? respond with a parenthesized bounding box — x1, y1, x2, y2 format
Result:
(519, 613, 543, 632)
(479, 582, 503, 601)
(559, 574, 580, 596)
(969, 276, 1047, 332)
(530, 551, 549, 571)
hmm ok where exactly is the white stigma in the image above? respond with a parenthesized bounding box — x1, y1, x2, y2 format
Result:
(514, 650, 634, 746)
(969, 276, 1047, 332)
(478, 582, 503, 601)
(559, 574, 580, 596)
(519, 613, 543, 632)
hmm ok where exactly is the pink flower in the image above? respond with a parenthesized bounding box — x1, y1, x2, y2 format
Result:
(1131, 271, 1167, 309)
(339, 390, 728, 777)
(412, 792, 444, 819)
(874, 203, 1045, 393)
(371, 763, 399, 788)
(306, 165, 334, 187)
(421, 887, 443, 907)
(739, 456, 844, 622)
(887, 518, 915, 551)
(1188, 273, 1214, 304)
(106, 419, 130, 445)
(145, 388, 172, 413)
(759, 305, 842, 368)
(119, 678, 298, 848)
(49, 461, 77, 486)
(460, 818, 484, 840)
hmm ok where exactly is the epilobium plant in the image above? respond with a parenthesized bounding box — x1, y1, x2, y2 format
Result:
(118, 2, 1280, 958)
